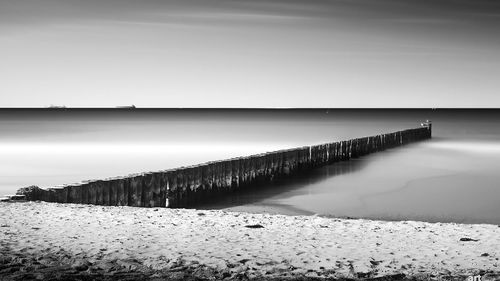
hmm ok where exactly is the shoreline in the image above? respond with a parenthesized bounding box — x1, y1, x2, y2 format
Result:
(1, 202, 499, 280)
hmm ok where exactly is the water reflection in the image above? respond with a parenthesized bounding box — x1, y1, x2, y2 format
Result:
(197, 156, 369, 214)
(205, 139, 500, 225)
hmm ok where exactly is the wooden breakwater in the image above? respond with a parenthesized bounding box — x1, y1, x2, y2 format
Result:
(18, 122, 432, 208)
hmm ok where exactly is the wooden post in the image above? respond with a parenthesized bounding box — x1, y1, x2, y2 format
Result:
(101, 181, 110, 206)
(130, 176, 143, 207)
(166, 170, 178, 208)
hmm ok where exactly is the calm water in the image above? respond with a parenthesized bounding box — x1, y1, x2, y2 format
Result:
(1, 109, 499, 224)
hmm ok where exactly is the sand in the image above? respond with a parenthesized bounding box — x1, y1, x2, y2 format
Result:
(1, 201, 499, 280)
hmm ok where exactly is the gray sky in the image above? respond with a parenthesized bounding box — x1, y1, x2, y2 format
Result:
(1, 0, 500, 107)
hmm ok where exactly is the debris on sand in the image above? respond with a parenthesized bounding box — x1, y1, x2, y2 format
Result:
(244, 224, 265, 229)
(460, 237, 479, 242)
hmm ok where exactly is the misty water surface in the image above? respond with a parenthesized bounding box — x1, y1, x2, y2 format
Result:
(1, 109, 499, 224)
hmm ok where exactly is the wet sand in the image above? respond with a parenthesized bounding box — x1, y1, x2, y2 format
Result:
(1, 202, 499, 280)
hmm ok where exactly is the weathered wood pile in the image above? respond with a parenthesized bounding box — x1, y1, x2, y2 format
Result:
(18, 123, 431, 208)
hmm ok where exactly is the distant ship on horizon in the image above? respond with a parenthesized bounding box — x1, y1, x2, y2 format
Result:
(47, 105, 67, 109)
(115, 105, 136, 109)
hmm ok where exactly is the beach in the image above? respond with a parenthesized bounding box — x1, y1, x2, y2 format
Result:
(2, 0, 500, 276)
(1, 201, 499, 280)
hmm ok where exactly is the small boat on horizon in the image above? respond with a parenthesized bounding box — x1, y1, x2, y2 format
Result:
(115, 105, 136, 109)
(47, 105, 67, 109)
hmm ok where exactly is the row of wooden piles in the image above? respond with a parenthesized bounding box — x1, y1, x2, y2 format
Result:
(20, 126, 431, 208)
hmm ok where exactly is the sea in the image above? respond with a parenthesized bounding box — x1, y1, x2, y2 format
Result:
(1, 109, 499, 224)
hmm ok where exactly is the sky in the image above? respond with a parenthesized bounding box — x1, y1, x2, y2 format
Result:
(1, 0, 500, 108)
